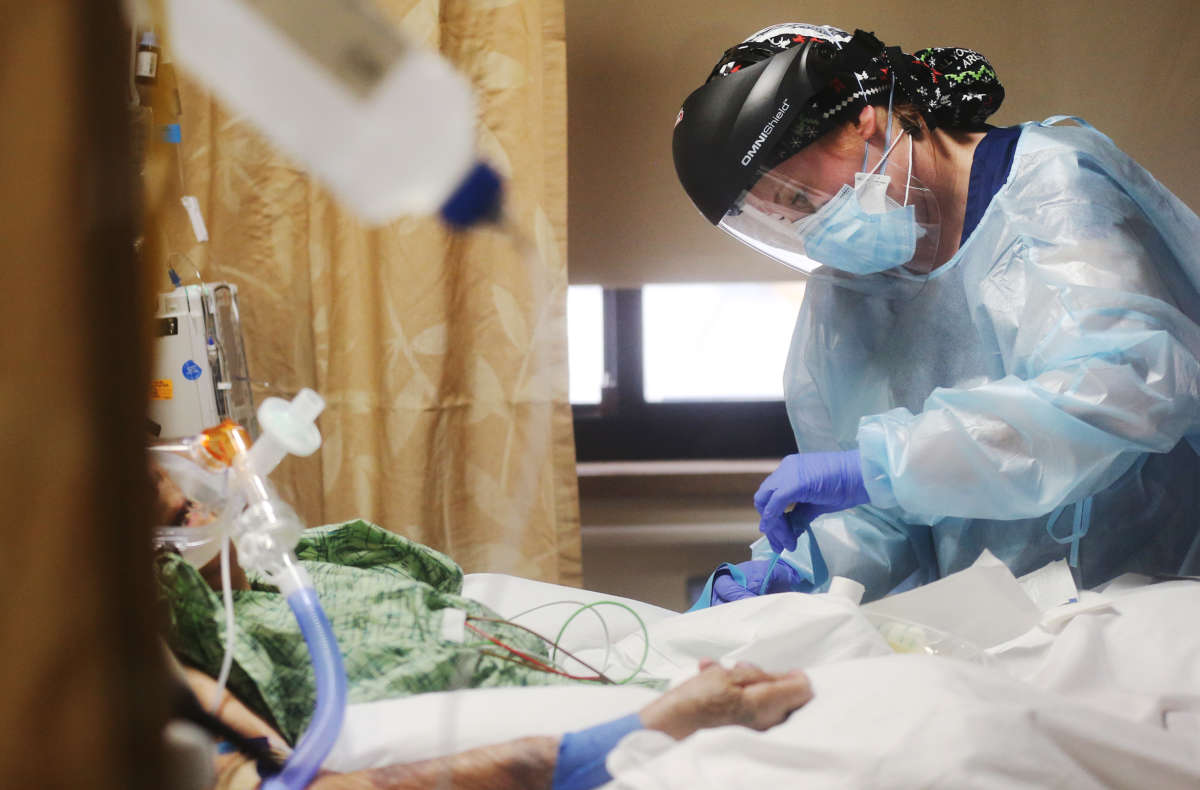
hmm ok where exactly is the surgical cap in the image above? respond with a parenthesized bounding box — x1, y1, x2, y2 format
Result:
(708, 24, 1005, 168)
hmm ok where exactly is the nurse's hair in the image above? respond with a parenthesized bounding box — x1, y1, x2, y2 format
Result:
(709, 24, 1004, 167)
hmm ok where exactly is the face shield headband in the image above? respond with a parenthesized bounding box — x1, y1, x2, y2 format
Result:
(672, 40, 834, 225)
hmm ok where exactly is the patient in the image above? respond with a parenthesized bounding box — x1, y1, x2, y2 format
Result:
(152, 467, 814, 788)
(157, 515, 621, 744)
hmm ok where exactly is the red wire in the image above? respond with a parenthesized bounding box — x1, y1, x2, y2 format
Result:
(464, 621, 606, 682)
(478, 649, 598, 680)
(465, 615, 615, 683)
(465, 621, 557, 671)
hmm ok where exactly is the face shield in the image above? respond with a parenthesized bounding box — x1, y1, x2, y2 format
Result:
(720, 128, 941, 279)
(673, 36, 940, 289)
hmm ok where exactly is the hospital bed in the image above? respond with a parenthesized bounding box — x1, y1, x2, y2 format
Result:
(325, 556, 1200, 789)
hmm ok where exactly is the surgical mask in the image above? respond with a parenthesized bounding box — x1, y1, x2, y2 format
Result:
(799, 131, 922, 275)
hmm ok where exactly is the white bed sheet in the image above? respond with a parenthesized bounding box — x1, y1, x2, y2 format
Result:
(325, 566, 1200, 787)
(606, 654, 1200, 789)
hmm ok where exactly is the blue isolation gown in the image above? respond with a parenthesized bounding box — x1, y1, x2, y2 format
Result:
(759, 119, 1200, 602)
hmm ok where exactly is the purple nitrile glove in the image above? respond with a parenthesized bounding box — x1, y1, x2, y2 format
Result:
(711, 559, 803, 604)
(754, 450, 870, 553)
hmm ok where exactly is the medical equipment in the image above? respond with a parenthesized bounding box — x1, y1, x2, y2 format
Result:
(464, 617, 616, 683)
(165, 0, 503, 228)
(459, 598, 654, 685)
(149, 282, 257, 440)
(151, 389, 345, 790)
(135, 30, 160, 86)
(864, 613, 994, 666)
(553, 714, 645, 790)
(503, 599, 652, 683)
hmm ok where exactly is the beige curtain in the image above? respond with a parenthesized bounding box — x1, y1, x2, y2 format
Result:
(154, 0, 580, 584)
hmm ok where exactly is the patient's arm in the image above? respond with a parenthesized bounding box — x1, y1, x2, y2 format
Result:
(183, 668, 287, 752)
(305, 738, 559, 789)
(210, 738, 556, 790)
(300, 662, 814, 788)
(194, 663, 557, 790)
(196, 649, 813, 790)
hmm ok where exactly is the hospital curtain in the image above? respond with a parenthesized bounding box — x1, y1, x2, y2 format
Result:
(153, 0, 581, 583)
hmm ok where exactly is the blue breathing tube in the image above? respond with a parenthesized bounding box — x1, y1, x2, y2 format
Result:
(261, 586, 347, 790)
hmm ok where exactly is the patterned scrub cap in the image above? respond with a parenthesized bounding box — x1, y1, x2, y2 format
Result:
(709, 23, 1005, 168)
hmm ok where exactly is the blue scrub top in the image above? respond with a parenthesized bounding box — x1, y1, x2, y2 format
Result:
(961, 125, 1022, 245)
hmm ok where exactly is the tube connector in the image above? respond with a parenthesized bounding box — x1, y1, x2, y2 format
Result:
(248, 389, 326, 477)
(230, 495, 306, 577)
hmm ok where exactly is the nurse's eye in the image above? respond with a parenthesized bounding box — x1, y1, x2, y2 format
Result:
(770, 189, 814, 214)
(789, 192, 815, 213)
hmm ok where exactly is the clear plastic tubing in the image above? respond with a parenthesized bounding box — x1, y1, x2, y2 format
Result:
(261, 558, 347, 790)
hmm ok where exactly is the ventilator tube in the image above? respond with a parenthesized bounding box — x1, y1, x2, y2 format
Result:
(226, 390, 347, 787)
(228, 390, 325, 581)
(261, 558, 347, 790)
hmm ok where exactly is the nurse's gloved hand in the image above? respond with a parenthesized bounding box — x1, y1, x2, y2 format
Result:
(712, 559, 802, 604)
(754, 450, 870, 553)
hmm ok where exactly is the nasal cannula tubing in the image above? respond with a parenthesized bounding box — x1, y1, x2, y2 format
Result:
(507, 600, 615, 673)
(504, 599, 654, 682)
(553, 601, 651, 684)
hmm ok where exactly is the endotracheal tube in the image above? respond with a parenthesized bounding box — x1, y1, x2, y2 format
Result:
(151, 389, 345, 789)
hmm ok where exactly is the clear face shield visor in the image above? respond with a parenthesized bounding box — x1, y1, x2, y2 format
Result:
(718, 130, 941, 285)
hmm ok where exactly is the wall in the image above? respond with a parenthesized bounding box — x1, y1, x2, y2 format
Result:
(565, 0, 1200, 286)
(578, 462, 773, 610)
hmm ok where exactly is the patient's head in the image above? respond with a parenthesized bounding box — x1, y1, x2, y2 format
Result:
(150, 461, 216, 527)
(150, 459, 245, 590)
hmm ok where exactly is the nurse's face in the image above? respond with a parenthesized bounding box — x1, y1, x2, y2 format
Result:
(743, 127, 865, 223)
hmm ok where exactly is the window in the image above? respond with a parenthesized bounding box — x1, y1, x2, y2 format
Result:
(642, 282, 807, 402)
(569, 283, 805, 461)
(567, 285, 604, 405)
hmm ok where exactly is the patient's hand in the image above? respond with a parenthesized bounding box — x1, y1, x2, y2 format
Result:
(638, 659, 812, 740)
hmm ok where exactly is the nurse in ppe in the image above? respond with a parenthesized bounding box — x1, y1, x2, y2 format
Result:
(674, 24, 1200, 604)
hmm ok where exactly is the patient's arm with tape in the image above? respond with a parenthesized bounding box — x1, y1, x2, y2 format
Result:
(200, 661, 813, 789)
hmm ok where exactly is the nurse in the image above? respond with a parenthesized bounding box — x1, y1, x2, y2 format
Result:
(673, 24, 1200, 603)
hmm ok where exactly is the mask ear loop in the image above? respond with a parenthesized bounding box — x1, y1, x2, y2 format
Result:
(853, 71, 871, 172)
(859, 71, 903, 177)
(903, 133, 914, 206)
(865, 128, 907, 177)
(882, 71, 896, 156)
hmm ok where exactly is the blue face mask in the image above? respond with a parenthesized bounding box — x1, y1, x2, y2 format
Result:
(799, 132, 923, 275)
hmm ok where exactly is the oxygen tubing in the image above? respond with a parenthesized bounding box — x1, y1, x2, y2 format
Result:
(261, 562, 347, 790)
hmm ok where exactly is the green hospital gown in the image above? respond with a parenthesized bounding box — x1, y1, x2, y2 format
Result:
(157, 520, 579, 744)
